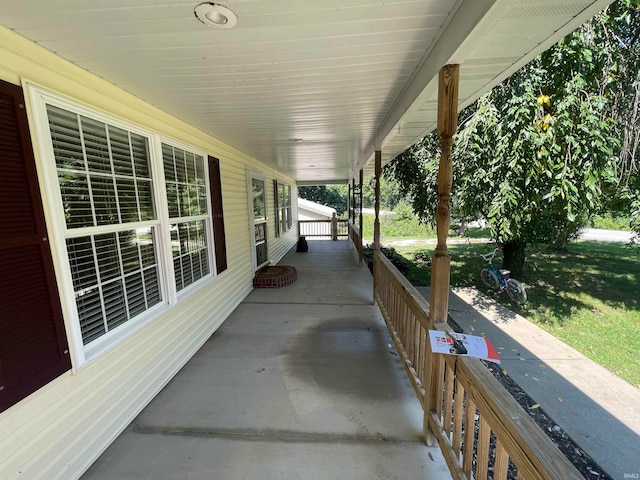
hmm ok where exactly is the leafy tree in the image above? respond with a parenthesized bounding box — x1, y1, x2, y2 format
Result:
(362, 175, 407, 210)
(596, 0, 640, 237)
(298, 185, 348, 216)
(387, 4, 626, 276)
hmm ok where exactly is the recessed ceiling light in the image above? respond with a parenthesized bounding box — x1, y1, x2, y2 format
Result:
(194, 3, 238, 29)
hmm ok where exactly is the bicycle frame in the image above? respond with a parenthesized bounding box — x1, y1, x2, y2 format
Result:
(479, 248, 509, 284)
(478, 247, 527, 304)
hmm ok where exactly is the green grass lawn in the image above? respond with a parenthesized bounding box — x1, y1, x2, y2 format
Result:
(393, 240, 640, 387)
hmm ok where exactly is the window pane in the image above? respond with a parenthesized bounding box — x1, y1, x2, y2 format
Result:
(103, 279, 127, 330)
(181, 255, 194, 289)
(198, 186, 207, 215)
(91, 175, 119, 225)
(76, 288, 104, 345)
(48, 105, 156, 229)
(119, 230, 141, 274)
(162, 144, 176, 183)
(125, 272, 146, 318)
(195, 156, 205, 184)
(173, 256, 183, 291)
(137, 179, 155, 221)
(166, 182, 179, 218)
(116, 178, 139, 223)
(252, 179, 265, 220)
(178, 183, 190, 217)
(170, 221, 209, 292)
(81, 116, 111, 174)
(108, 125, 134, 176)
(144, 267, 161, 307)
(131, 133, 150, 178)
(66, 236, 97, 290)
(58, 171, 93, 228)
(163, 144, 207, 220)
(174, 149, 187, 183)
(47, 105, 84, 171)
(94, 233, 119, 282)
(185, 152, 196, 183)
(66, 229, 160, 345)
(139, 227, 155, 268)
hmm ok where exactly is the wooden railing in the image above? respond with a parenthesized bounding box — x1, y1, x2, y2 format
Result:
(298, 219, 348, 239)
(348, 221, 363, 265)
(373, 249, 582, 480)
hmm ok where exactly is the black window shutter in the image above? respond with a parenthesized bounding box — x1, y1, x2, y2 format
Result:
(273, 179, 280, 238)
(287, 185, 293, 229)
(0, 80, 71, 413)
(208, 156, 227, 274)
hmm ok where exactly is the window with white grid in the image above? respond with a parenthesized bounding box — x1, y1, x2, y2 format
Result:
(47, 105, 162, 345)
(161, 143, 211, 291)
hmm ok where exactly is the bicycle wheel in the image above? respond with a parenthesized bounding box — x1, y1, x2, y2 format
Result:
(506, 278, 527, 304)
(481, 269, 500, 290)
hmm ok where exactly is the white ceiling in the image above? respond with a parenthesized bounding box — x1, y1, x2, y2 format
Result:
(1, 0, 612, 183)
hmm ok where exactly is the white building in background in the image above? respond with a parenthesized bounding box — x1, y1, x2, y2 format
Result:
(297, 198, 337, 221)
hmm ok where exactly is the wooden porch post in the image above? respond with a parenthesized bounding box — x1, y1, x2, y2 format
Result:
(358, 168, 364, 266)
(351, 178, 356, 224)
(425, 64, 459, 446)
(429, 64, 459, 324)
(347, 182, 351, 222)
(373, 150, 382, 303)
(373, 151, 381, 252)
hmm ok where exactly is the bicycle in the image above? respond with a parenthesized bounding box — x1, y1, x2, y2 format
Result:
(477, 247, 527, 304)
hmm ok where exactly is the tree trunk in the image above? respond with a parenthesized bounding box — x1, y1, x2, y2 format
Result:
(502, 239, 526, 278)
(550, 222, 569, 251)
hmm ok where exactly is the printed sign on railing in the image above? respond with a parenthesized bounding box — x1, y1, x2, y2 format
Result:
(429, 330, 501, 364)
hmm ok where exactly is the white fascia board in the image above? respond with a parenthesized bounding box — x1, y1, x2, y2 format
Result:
(356, 0, 500, 176)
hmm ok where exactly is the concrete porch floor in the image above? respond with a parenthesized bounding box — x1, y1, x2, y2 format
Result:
(81, 240, 451, 480)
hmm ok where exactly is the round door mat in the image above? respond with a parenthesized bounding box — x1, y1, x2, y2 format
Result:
(253, 265, 297, 288)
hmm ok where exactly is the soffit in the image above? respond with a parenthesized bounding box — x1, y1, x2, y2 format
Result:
(0, 0, 612, 183)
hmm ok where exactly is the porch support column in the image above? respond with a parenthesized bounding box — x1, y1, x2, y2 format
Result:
(373, 150, 382, 304)
(373, 151, 382, 251)
(358, 168, 364, 266)
(347, 182, 352, 222)
(424, 64, 459, 446)
(429, 64, 459, 325)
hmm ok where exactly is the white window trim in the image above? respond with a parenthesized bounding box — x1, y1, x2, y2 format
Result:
(27, 85, 216, 370)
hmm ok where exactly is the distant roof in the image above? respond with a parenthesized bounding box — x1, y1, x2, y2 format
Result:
(297, 198, 336, 216)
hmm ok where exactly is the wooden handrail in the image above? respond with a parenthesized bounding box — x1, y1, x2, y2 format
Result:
(373, 249, 583, 480)
(298, 219, 348, 239)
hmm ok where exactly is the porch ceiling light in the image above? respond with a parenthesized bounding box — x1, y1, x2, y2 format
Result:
(194, 3, 238, 29)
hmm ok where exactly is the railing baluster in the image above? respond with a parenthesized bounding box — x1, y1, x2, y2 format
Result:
(494, 439, 510, 480)
(444, 362, 455, 440)
(452, 381, 465, 462)
(462, 397, 476, 476)
(476, 417, 491, 479)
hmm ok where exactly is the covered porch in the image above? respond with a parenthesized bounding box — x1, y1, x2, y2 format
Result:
(81, 240, 452, 479)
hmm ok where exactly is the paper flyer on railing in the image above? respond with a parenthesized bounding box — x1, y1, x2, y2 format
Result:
(428, 330, 501, 364)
